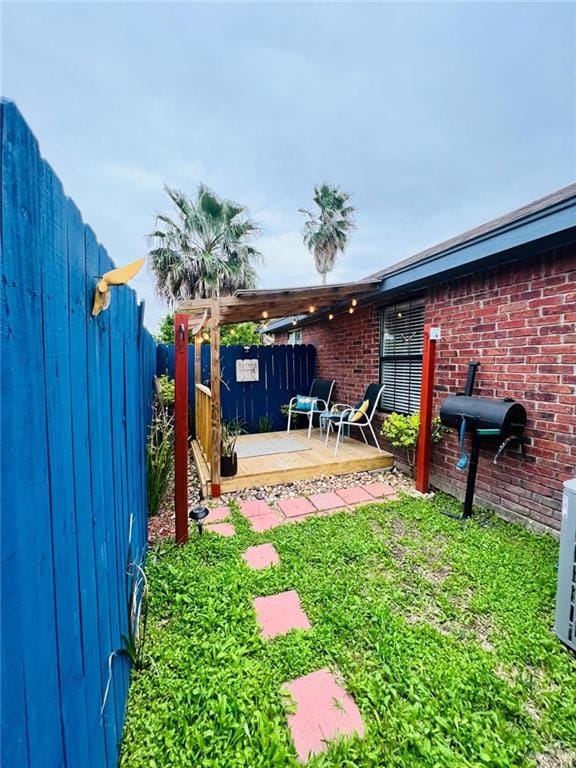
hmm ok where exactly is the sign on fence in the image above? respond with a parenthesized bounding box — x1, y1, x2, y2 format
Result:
(236, 359, 259, 382)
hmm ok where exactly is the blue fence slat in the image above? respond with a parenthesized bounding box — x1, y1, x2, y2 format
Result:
(40, 154, 90, 764)
(0, 100, 65, 767)
(67, 200, 108, 768)
(0, 102, 157, 767)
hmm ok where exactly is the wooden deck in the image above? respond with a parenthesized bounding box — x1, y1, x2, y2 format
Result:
(192, 428, 394, 497)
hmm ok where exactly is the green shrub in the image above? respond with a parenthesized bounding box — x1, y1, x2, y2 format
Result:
(381, 412, 447, 475)
(146, 400, 174, 517)
(155, 374, 175, 407)
(257, 414, 274, 433)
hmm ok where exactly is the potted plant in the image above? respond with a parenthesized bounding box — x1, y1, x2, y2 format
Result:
(221, 418, 242, 477)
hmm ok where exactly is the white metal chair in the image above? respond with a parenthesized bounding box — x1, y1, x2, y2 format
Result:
(322, 383, 385, 455)
(286, 378, 335, 439)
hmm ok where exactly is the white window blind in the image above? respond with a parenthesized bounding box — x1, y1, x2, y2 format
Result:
(380, 299, 425, 413)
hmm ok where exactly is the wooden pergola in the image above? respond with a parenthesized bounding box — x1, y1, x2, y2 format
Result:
(172, 279, 381, 542)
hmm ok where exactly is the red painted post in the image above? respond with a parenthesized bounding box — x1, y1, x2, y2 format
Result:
(174, 313, 189, 543)
(415, 324, 437, 493)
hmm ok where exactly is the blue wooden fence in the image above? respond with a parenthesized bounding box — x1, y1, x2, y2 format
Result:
(157, 343, 316, 432)
(1, 101, 157, 767)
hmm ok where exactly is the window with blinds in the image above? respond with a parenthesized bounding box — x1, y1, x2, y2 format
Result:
(380, 299, 425, 413)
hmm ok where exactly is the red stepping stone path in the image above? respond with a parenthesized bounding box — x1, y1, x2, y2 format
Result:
(240, 499, 275, 518)
(277, 497, 316, 519)
(206, 505, 230, 523)
(336, 485, 373, 505)
(308, 491, 346, 512)
(361, 482, 396, 498)
(207, 523, 235, 537)
(243, 543, 280, 570)
(253, 590, 311, 639)
(285, 668, 365, 762)
(249, 510, 284, 532)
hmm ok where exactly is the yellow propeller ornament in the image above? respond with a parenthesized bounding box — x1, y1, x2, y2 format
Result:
(91, 257, 146, 316)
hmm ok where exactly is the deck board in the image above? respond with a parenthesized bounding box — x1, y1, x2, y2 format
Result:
(192, 429, 394, 497)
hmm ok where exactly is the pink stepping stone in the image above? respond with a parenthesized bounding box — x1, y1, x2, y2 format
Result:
(285, 668, 365, 762)
(308, 491, 346, 512)
(206, 505, 230, 523)
(361, 482, 396, 498)
(249, 510, 284, 532)
(243, 543, 280, 570)
(278, 497, 316, 518)
(336, 486, 373, 505)
(240, 499, 275, 518)
(207, 523, 235, 537)
(253, 590, 311, 639)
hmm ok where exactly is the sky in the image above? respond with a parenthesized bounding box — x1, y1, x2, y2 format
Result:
(2, 1, 575, 332)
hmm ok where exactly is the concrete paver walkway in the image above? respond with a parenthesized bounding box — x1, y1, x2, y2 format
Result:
(285, 667, 365, 763)
(253, 590, 311, 639)
(243, 543, 280, 570)
(236, 481, 378, 760)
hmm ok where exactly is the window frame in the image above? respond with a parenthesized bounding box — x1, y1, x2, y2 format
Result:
(379, 297, 425, 414)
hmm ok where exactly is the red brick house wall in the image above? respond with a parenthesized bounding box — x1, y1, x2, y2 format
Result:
(273, 244, 576, 533)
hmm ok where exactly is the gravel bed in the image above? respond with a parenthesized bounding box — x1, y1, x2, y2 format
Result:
(219, 466, 426, 505)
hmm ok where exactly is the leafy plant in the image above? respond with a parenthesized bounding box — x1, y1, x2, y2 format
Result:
(146, 398, 174, 517)
(155, 374, 175, 407)
(381, 412, 447, 475)
(221, 417, 243, 457)
(221, 322, 263, 347)
(257, 414, 274, 433)
(280, 402, 302, 424)
(121, 559, 149, 671)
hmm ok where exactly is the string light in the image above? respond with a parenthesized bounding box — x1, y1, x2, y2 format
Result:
(351, 297, 358, 307)
(262, 310, 268, 319)
(328, 313, 334, 321)
(349, 307, 355, 315)
(397, 311, 403, 318)
(292, 318, 297, 326)
(309, 304, 316, 313)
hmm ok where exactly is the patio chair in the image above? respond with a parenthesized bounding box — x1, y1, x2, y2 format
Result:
(286, 378, 336, 439)
(322, 383, 385, 455)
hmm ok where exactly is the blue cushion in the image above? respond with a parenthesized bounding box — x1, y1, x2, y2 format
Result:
(295, 395, 314, 412)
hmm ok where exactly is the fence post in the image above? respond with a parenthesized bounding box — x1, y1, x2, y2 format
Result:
(174, 313, 189, 543)
(416, 324, 438, 493)
(210, 301, 222, 498)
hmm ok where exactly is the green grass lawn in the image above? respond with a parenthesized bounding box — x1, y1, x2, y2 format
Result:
(121, 494, 575, 768)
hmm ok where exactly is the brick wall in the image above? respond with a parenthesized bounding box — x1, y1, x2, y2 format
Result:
(426, 245, 576, 533)
(273, 243, 576, 533)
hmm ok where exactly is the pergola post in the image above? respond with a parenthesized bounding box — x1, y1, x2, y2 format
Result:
(210, 300, 222, 498)
(174, 313, 189, 543)
(416, 324, 438, 493)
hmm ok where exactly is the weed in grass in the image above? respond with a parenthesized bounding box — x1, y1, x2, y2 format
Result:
(121, 494, 576, 767)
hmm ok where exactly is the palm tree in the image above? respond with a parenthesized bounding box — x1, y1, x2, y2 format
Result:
(148, 185, 262, 304)
(300, 184, 355, 285)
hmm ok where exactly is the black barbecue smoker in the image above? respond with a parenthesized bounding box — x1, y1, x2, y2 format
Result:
(439, 363, 528, 520)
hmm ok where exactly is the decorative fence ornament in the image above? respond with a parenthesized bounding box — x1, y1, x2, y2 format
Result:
(92, 256, 146, 316)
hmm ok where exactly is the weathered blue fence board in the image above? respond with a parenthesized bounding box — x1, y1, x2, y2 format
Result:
(1, 101, 156, 768)
(157, 343, 316, 432)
